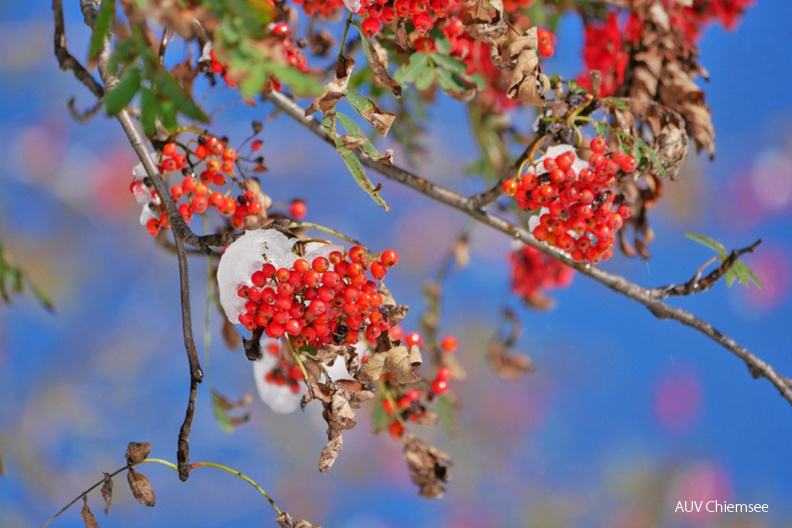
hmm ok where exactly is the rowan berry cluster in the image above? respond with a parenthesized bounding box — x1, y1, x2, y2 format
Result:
(510, 245, 575, 302)
(502, 141, 635, 263)
(236, 246, 401, 348)
(358, 0, 460, 37)
(379, 328, 458, 439)
(260, 342, 304, 395)
(129, 136, 267, 237)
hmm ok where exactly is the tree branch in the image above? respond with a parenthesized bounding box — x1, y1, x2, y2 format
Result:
(52, 0, 104, 100)
(262, 90, 792, 406)
(651, 239, 762, 299)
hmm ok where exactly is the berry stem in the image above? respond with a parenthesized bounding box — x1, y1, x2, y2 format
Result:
(188, 462, 283, 516)
(288, 221, 364, 247)
(337, 11, 355, 63)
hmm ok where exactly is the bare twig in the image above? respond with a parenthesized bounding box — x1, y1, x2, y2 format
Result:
(67, 97, 103, 122)
(172, 232, 204, 481)
(52, 0, 104, 100)
(652, 239, 762, 299)
(262, 89, 792, 406)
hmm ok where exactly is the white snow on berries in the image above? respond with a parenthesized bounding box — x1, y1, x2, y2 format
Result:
(216, 229, 343, 325)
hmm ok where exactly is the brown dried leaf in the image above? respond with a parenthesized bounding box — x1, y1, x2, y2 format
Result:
(402, 433, 451, 498)
(307, 29, 335, 58)
(124, 442, 151, 465)
(276, 512, 321, 528)
(305, 57, 355, 117)
(487, 309, 534, 380)
(126, 468, 156, 507)
(356, 352, 387, 382)
(335, 379, 375, 407)
(361, 32, 401, 97)
(505, 27, 550, 106)
(385, 344, 423, 384)
(318, 431, 343, 473)
(101, 473, 113, 514)
(221, 315, 241, 351)
(341, 134, 365, 151)
(81, 497, 100, 528)
(213, 391, 254, 411)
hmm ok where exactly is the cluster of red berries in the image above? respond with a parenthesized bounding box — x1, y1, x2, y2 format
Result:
(132, 136, 267, 237)
(510, 245, 575, 301)
(358, 0, 460, 37)
(261, 342, 304, 394)
(536, 28, 555, 58)
(502, 140, 635, 263)
(236, 247, 401, 348)
(378, 328, 458, 439)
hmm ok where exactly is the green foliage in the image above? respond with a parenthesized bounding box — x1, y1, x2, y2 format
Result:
(0, 243, 55, 312)
(685, 232, 763, 289)
(394, 51, 485, 97)
(89, 0, 115, 62)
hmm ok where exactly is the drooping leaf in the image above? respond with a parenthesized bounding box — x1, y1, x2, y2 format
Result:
(101, 473, 113, 514)
(125, 442, 151, 465)
(394, 52, 432, 85)
(350, 20, 401, 96)
(684, 232, 727, 256)
(336, 112, 385, 161)
(89, 0, 115, 62)
(139, 88, 157, 137)
(126, 469, 156, 507)
(81, 497, 100, 528)
(345, 90, 395, 136)
(104, 65, 141, 115)
(154, 70, 208, 122)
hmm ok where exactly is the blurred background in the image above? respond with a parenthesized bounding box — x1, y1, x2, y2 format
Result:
(2, 1, 792, 527)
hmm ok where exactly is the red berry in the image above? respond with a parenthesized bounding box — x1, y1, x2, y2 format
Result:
(361, 16, 381, 37)
(441, 336, 458, 353)
(436, 367, 451, 382)
(388, 421, 404, 439)
(405, 331, 423, 347)
(290, 199, 306, 220)
(163, 142, 177, 156)
(590, 136, 607, 153)
(431, 379, 449, 396)
(380, 249, 399, 267)
(271, 22, 291, 39)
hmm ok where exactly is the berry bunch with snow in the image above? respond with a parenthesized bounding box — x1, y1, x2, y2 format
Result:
(217, 229, 400, 349)
(503, 141, 635, 263)
(510, 244, 574, 308)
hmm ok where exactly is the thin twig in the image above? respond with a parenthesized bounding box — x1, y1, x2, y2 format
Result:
(173, 231, 204, 481)
(67, 97, 104, 122)
(652, 239, 762, 298)
(52, 0, 104, 100)
(262, 89, 792, 406)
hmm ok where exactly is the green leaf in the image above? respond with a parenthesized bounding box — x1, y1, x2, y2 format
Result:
(211, 389, 234, 434)
(154, 70, 209, 122)
(29, 282, 56, 313)
(139, 88, 157, 137)
(371, 398, 390, 431)
(593, 121, 609, 138)
(345, 90, 376, 118)
(394, 52, 431, 84)
(158, 99, 178, 132)
(239, 65, 267, 97)
(263, 63, 321, 96)
(730, 261, 764, 289)
(430, 52, 468, 76)
(725, 268, 737, 287)
(435, 69, 471, 95)
(336, 112, 382, 160)
(435, 395, 456, 437)
(414, 66, 435, 91)
(323, 114, 389, 211)
(89, 0, 115, 61)
(104, 65, 141, 115)
(684, 232, 727, 257)
(739, 262, 763, 289)
(645, 144, 669, 178)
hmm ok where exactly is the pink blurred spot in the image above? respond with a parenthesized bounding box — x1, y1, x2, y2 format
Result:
(672, 461, 733, 522)
(654, 366, 703, 433)
(92, 147, 142, 220)
(733, 244, 791, 313)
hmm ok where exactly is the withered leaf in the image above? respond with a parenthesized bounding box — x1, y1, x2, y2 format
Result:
(487, 309, 534, 380)
(341, 134, 365, 151)
(221, 315, 241, 351)
(352, 21, 401, 97)
(276, 512, 321, 528)
(402, 433, 451, 499)
(384, 345, 423, 384)
(126, 468, 156, 507)
(335, 379, 375, 407)
(81, 497, 100, 528)
(305, 57, 355, 117)
(125, 442, 151, 465)
(505, 27, 550, 106)
(355, 352, 387, 382)
(101, 472, 113, 514)
(318, 431, 343, 473)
